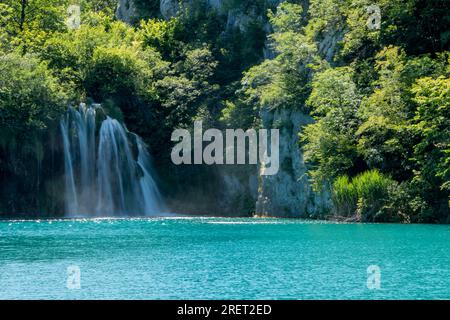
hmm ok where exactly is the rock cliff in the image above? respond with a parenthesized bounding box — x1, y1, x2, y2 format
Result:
(256, 109, 331, 218)
(115, 0, 337, 217)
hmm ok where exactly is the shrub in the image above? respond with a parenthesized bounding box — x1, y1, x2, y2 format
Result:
(332, 170, 396, 221)
(332, 175, 358, 216)
(0, 52, 68, 141)
(353, 170, 396, 221)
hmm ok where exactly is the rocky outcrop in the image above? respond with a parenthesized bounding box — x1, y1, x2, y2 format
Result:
(113, 0, 337, 218)
(317, 27, 346, 62)
(217, 166, 259, 216)
(255, 109, 331, 218)
(255, 9, 345, 218)
(116, 0, 138, 24)
(160, 0, 180, 19)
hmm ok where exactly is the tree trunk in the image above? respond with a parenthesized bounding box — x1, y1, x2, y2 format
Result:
(19, 0, 28, 31)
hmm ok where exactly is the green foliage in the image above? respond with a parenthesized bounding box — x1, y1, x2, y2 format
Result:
(138, 0, 268, 134)
(303, 120, 359, 189)
(85, 46, 156, 103)
(220, 99, 259, 129)
(152, 45, 219, 133)
(0, 0, 449, 220)
(37, 13, 168, 105)
(333, 170, 397, 221)
(354, 47, 412, 178)
(381, 0, 450, 55)
(332, 175, 358, 217)
(383, 180, 439, 223)
(302, 67, 361, 188)
(267, 2, 303, 33)
(302, 43, 449, 220)
(171, 0, 267, 85)
(243, 3, 323, 113)
(140, 18, 179, 60)
(307, 67, 360, 116)
(181, 47, 218, 82)
(0, 52, 68, 141)
(79, 0, 117, 13)
(411, 76, 450, 218)
(0, 4, 14, 51)
(155, 75, 202, 128)
(359, 46, 408, 122)
(306, 0, 450, 62)
(1, 0, 67, 33)
(352, 170, 395, 221)
(0, 0, 68, 53)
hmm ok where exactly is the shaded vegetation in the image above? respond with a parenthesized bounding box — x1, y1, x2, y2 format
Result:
(0, 0, 448, 221)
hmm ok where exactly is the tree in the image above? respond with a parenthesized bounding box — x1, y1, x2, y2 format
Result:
(1, 0, 67, 51)
(411, 76, 450, 219)
(302, 67, 362, 188)
(243, 3, 323, 112)
(0, 52, 68, 141)
(355, 46, 414, 178)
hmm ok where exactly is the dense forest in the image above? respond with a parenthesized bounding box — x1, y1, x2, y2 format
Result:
(0, 0, 449, 222)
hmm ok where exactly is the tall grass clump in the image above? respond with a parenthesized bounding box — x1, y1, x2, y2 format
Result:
(332, 170, 396, 221)
(332, 176, 358, 216)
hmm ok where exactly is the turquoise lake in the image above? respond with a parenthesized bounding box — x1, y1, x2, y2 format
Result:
(0, 217, 449, 300)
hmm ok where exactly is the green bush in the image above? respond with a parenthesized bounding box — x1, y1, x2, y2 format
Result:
(383, 181, 436, 224)
(0, 52, 68, 142)
(353, 170, 396, 221)
(332, 170, 396, 221)
(332, 175, 358, 216)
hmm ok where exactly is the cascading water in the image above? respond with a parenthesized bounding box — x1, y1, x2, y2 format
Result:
(60, 103, 165, 217)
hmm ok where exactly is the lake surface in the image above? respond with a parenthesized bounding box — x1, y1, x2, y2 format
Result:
(0, 217, 449, 300)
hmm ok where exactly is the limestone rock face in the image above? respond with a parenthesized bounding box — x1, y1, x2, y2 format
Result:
(255, 109, 331, 218)
(217, 166, 259, 216)
(116, 0, 138, 24)
(160, 0, 180, 19)
(255, 6, 345, 218)
(317, 27, 346, 62)
(113, 0, 338, 217)
(207, 0, 223, 11)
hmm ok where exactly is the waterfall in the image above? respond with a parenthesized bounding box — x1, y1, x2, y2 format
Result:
(60, 104, 165, 217)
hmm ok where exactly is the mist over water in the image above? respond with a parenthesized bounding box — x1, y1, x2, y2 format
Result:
(60, 104, 165, 217)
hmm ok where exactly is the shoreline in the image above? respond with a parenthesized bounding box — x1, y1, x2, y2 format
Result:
(0, 214, 447, 225)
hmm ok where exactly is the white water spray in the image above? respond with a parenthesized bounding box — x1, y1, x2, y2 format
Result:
(60, 104, 165, 217)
